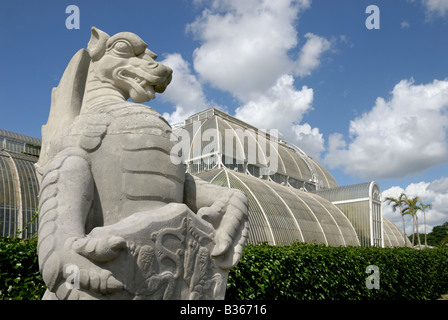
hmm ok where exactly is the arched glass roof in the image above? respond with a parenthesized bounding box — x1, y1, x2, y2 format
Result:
(1, 129, 41, 157)
(0, 150, 39, 238)
(383, 218, 412, 247)
(313, 182, 380, 203)
(179, 108, 338, 191)
(196, 167, 360, 246)
(314, 182, 383, 247)
(0, 129, 41, 147)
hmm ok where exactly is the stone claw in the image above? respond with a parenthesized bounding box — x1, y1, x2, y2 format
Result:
(73, 235, 127, 262)
(211, 239, 230, 258)
(197, 206, 223, 228)
(71, 267, 124, 296)
(105, 274, 124, 293)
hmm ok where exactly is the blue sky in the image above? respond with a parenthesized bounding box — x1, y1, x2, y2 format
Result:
(1, 0, 447, 234)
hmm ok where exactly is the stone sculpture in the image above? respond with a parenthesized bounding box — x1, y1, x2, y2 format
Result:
(35, 27, 249, 300)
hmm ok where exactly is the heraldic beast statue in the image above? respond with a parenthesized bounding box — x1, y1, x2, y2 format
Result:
(35, 27, 249, 300)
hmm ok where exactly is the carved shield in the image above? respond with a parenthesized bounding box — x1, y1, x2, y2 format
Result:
(87, 203, 228, 300)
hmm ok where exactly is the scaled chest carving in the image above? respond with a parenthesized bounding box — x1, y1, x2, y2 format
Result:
(64, 102, 185, 225)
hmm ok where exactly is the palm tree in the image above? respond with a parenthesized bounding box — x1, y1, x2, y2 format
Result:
(385, 193, 407, 245)
(418, 200, 432, 247)
(403, 195, 422, 248)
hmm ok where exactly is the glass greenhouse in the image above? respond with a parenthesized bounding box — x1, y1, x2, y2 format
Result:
(196, 167, 360, 246)
(1, 107, 410, 247)
(0, 129, 41, 238)
(176, 108, 410, 247)
(314, 182, 411, 247)
(383, 218, 412, 247)
(177, 107, 337, 191)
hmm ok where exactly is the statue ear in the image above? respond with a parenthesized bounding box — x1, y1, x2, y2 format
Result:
(87, 26, 110, 61)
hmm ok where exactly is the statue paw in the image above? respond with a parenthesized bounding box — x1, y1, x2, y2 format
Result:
(77, 267, 124, 294)
(72, 235, 127, 262)
(197, 189, 249, 269)
(55, 265, 124, 299)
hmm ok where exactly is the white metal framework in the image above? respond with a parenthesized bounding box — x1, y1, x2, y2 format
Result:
(177, 107, 338, 192)
(315, 182, 390, 247)
(197, 167, 360, 246)
(0, 129, 40, 238)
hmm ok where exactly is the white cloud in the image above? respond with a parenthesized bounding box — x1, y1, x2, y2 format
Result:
(422, 0, 448, 18)
(291, 123, 325, 159)
(234, 74, 313, 129)
(186, 0, 327, 101)
(382, 177, 448, 236)
(159, 53, 210, 124)
(234, 74, 325, 159)
(182, 0, 331, 159)
(400, 20, 411, 29)
(295, 33, 331, 77)
(159, 0, 331, 160)
(324, 78, 448, 180)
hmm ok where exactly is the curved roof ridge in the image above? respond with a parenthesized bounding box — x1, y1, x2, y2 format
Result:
(0, 129, 41, 147)
(226, 169, 276, 245)
(258, 178, 305, 243)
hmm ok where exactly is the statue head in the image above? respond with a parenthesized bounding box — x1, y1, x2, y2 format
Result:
(36, 27, 173, 181)
(86, 27, 172, 103)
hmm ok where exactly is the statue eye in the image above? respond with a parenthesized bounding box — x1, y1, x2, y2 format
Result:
(111, 41, 133, 57)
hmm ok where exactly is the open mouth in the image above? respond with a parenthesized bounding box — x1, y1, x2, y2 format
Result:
(115, 67, 170, 103)
(116, 69, 156, 100)
(132, 75, 156, 100)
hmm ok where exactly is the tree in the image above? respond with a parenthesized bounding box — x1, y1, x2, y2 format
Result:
(441, 231, 448, 247)
(426, 222, 448, 247)
(417, 200, 432, 247)
(385, 193, 407, 245)
(403, 195, 422, 248)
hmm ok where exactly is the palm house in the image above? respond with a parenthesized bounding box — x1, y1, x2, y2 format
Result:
(0, 107, 410, 247)
(174, 107, 411, 247)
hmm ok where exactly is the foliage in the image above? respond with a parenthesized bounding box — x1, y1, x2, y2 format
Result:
(402, 195, 422, 246)
(2, 238, 447, 300)
(16, 211, 39, 240)
(409, 222, 448, 247)
(226, 242, 448, 300)
(385, 193, 442, 248)
(434, 223, 448, 246)
(385, 193, 408, 243)
(0, 237, 46, 300)
(442, 232, 448, 246)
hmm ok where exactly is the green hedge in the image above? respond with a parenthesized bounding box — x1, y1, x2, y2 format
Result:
(0, 237, 46, 300)
(1, 238, 447, 300)
(226, 242, 448, 300)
